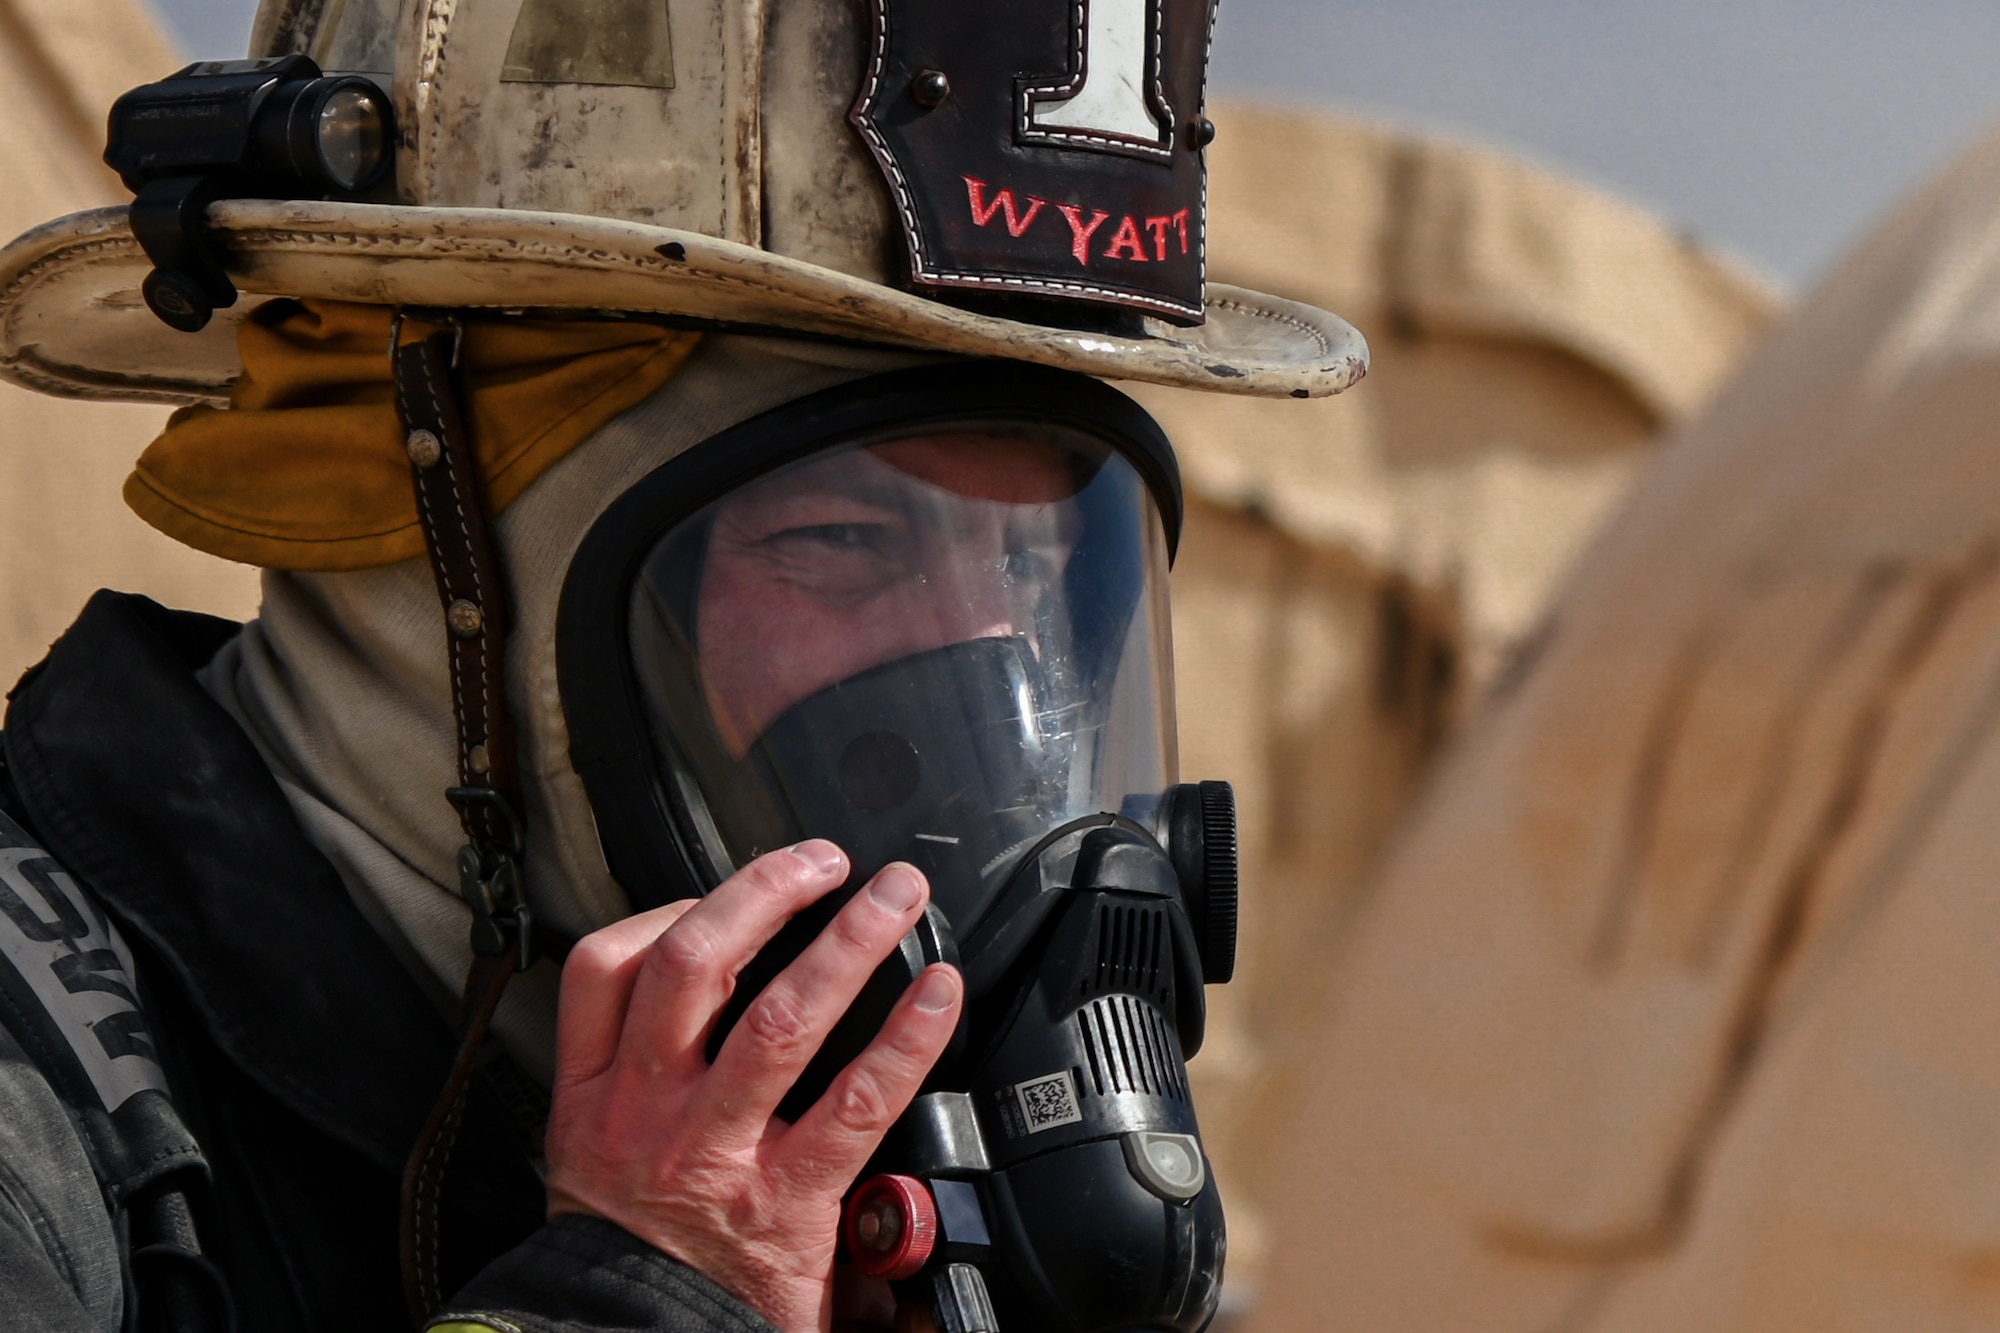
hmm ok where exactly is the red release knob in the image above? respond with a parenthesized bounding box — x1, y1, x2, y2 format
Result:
(843, 1174, 939, 1280)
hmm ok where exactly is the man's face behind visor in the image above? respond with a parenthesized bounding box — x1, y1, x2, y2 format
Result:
(552, 361, 1220, 1333)
(695, 432, 1087, 756)
(619, 412, 1177, 922)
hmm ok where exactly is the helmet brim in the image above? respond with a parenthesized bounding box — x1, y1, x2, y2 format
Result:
(0, 201, 1368, 406)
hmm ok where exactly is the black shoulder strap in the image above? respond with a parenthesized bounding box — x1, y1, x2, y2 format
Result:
(0, 804, 231, 1332)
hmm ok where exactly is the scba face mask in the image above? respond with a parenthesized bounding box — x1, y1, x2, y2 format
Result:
(559, 362, 1239, 1332)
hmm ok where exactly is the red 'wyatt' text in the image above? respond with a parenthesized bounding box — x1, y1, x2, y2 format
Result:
(963, 176, 1190, 267)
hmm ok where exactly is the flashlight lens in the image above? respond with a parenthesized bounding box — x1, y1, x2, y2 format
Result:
(316, 85, 386, 191)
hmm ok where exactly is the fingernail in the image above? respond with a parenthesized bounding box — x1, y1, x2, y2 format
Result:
(788, 839, 845, 875)
(912, 966, 960, 1013)
(867, 863, 925, 912)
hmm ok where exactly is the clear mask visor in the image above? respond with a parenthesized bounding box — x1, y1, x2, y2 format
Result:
(625, 418, 1177, 930)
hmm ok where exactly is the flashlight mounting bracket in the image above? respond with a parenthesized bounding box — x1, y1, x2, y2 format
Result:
(129, 175, 241, 334)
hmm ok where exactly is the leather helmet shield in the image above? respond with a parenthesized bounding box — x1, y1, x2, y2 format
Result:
(853, 0, 1215, 323)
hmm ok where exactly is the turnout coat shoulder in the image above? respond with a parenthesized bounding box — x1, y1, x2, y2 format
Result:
(0, 590, 770, 1333)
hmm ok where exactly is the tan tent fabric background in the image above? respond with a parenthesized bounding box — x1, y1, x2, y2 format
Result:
(2, 28, 1781, 1323)
(1247, 117, 2000, 1333)
(1143, 104, 1779, 1312)
(0, 0, 259, 679)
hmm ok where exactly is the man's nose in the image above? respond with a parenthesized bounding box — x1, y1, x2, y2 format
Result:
(931, 568, 1022, 643)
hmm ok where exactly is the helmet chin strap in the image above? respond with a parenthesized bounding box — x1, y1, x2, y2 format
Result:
(388, 310, 540, 1328)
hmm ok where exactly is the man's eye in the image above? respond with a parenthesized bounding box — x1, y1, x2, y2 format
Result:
(771, 523, 884, 550)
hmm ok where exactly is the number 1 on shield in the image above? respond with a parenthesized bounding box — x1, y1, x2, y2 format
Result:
(1030, 0, 1165, 144)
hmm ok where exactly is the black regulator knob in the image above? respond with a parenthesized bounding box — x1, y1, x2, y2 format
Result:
(1166, 781, 1238, 984)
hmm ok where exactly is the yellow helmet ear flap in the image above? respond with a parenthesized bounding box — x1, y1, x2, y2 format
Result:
(126, 302, 700, 571)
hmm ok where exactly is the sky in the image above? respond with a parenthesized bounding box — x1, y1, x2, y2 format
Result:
(146, 0, 2000, 291)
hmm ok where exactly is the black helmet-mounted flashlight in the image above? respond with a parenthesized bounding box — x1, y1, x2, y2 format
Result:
(103, 55, 395, 333)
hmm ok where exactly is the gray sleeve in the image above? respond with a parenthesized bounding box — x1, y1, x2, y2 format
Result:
(433, 1214, 779, 1333)
(0, 1031, 127, 1332)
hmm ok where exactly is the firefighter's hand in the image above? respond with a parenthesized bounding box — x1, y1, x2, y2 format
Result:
(545, 841, 964, 1333)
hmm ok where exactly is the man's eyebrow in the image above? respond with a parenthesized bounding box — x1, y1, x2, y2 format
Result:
(751, 469, 919, 513)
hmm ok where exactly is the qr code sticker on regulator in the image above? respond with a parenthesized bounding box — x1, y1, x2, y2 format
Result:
(1014, 1072, 1082, 1132)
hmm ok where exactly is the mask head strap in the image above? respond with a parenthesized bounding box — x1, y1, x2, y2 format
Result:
(388, 308, 535, 1326)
